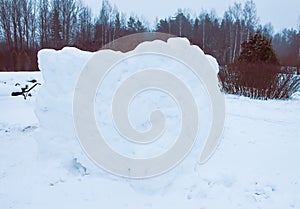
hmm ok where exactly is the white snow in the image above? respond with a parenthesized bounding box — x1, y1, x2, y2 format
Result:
(206, 54, 220, 73)
(292, 91, 300, 100)
(0, 45, 299, 209)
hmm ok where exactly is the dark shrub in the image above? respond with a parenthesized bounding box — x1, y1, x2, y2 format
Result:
(219, 64, 300, 99)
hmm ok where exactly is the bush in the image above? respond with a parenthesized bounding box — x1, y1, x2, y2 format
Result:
(219, 64, 300, 99)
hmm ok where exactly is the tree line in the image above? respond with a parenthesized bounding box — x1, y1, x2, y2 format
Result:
(0, 0, 299, 71)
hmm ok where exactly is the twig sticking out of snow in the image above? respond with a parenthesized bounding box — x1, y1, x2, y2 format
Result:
(11, 83, 41, 99)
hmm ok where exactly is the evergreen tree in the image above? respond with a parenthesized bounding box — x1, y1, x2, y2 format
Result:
(156, 19, 170, 34)
(127, 16, 136, 32)
(238, 32, 279, 65)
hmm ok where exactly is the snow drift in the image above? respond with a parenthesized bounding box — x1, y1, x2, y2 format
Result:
(35, 39, 223, 189)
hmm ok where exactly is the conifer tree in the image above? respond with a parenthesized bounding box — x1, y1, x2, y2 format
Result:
(238, 32, 279, 65)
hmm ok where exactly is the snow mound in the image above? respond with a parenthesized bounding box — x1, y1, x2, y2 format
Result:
(206, 54, 220, 73)
(35, 39, 219, 187)
(36, 47, 94, 166)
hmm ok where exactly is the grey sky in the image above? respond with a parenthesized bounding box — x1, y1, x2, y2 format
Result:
(83, 0, 299, 32)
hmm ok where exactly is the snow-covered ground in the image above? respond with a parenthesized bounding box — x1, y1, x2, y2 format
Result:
(0, 51, 300, 208)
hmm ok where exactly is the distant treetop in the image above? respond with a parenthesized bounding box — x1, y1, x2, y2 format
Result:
(238, 32, 280, 65)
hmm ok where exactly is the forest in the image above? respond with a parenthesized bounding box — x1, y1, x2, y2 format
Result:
(0, 0, 299, 71)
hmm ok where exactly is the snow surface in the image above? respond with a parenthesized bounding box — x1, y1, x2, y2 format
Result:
(0, 45, 300, 209)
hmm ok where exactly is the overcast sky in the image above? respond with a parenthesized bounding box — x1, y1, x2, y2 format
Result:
(83, 0, 299, 33)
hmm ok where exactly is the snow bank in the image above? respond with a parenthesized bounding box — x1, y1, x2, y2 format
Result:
(35, 39, 219, 185)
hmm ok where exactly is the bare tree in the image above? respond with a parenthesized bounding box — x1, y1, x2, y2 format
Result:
(29, 0, 38, 49)
(61, 0, 78, 45)
(243, 0, 258, 41)
(260, 22, 274, 38)
(99, 0, 112, 45)
(76, 3, 93, 49)
(228, 2, 242, 62)
(0, 0, 13, 49)
(39, 0, 49, 47)
(50, 0, 62, 48)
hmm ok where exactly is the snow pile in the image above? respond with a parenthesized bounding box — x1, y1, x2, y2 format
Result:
(35, 40, 222, 193)
(35, 38, 218, 181)
(206, 54, 220, 73)
(35, 47, 95, 174)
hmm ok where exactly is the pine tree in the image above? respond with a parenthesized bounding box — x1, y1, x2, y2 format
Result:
(238, 32, 279, 65)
